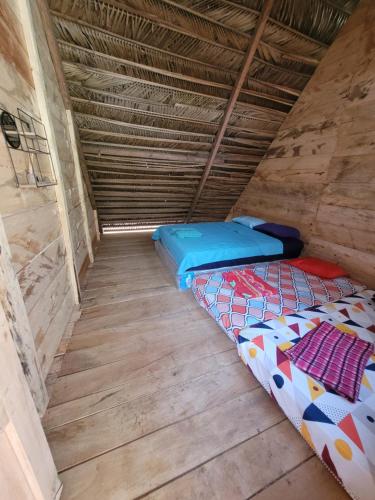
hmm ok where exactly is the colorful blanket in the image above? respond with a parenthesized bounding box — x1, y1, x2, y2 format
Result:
(237, 291, 375, 500)
(192, 261, 364, 342)
(222, 268, 277, 299)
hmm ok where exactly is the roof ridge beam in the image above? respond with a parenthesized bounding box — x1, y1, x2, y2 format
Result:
(186, 0, 273, 222)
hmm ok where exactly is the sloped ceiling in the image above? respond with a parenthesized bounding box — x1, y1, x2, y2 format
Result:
(48, 0, 359, 230)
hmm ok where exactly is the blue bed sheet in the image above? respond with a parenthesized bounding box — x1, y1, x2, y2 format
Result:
(152, 222, 283, 275)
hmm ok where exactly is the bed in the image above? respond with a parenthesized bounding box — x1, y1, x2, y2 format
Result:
(237, 291, 375, 500)
(152, 221, 303, 289)
(191, 260, 365, 342)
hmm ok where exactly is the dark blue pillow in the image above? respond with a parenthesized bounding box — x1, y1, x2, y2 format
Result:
(254, 223, 300, 239)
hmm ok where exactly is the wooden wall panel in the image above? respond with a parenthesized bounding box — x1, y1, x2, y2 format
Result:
(30, 0, 95, 277)
(3, 202, 62, 273)
(0, 0, 95, 389)
(229, 0, 375, 288)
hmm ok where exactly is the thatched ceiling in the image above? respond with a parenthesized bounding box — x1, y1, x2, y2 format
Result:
(48, 0, 359, 230)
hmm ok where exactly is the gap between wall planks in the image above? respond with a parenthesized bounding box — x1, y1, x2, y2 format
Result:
(20, 0, 81, 305)
(185, 0, 274, 222)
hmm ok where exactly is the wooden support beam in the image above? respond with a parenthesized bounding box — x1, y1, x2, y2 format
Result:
(186, 0, 274, 222)
(66, 110, 94, 264)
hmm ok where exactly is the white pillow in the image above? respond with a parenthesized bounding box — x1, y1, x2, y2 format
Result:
(232, 216, 266, 228)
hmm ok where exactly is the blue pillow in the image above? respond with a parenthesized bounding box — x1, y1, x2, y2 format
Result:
(232, 216, 266, 228)
(254, 223, 300, 239)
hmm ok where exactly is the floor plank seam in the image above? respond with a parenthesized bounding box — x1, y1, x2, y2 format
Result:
(44, 356, 242, 430)
(47, 346, 236, 408)
(134, 417, 288, 500)
(57, 342, 226, 378)
(80, 287, 175, 310)
(75, 306, 198, 332)
(56, 387, 262, 474)
(246, 455, 315, 499)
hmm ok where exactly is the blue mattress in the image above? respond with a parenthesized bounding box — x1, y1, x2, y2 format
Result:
(152, 222, 283, 275)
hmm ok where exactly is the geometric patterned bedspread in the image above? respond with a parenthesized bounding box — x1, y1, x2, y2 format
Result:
(192, 261, 365, 342)
(238, 291, 375, 500)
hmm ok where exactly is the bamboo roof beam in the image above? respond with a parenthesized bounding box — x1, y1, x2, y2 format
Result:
(323, 0, 353, 16)
(79, 127, 267, 154)
(83, 0, 320, 76)
(222, 1, 328, 48)
(186, 0, 273, 222)
(53, 12, 302, 98)
(79, 128, 267, 154)
(70, 95, 279, 138)
(82, 141, 263, 161)
(58, 41, 293, 112)
(58, 22, 311, 87)
(63, 62, 285, 123)
(76, 113, 217, 139)
(159, 0, 320, 65)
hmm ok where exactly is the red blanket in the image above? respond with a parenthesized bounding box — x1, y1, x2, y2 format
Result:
(223, 268, 277, 299)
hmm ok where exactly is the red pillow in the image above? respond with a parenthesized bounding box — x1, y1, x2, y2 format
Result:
(288, 257, 348, 279)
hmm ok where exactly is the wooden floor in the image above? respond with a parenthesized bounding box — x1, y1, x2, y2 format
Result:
(45, 232, 349, 500)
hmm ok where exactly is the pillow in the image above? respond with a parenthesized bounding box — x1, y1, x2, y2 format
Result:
(285, 321, 373, 402)
(254, 223, 300, 239)
(232, 216, 265, 228)
(288, 257, 348, 279)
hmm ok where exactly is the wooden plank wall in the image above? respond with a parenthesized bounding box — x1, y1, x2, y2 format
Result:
(229, 0, 375, 288)
(29, 0, 95, 274)
(0, 0, 95, 382)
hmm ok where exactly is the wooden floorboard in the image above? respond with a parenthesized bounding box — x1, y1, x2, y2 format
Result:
(45, 232, 348, 499)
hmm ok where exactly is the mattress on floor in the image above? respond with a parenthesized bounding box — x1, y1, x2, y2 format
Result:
(152, 222, 300, 276)
(237, 291, 375, 500)
(191, 260, 365, 342)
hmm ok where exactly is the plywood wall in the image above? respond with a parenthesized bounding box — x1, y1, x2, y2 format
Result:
(229, 0, 375, 288)
(0, 0, 94, 381)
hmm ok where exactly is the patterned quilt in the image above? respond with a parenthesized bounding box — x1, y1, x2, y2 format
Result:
(238, 291, 375, 500)
(191, 261, 364, 342)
